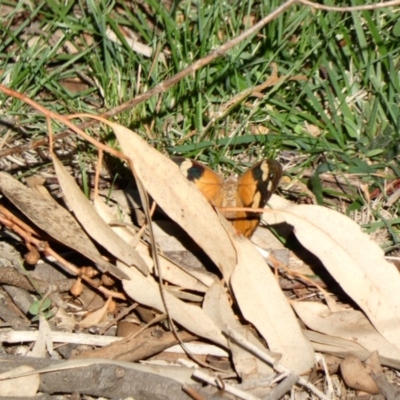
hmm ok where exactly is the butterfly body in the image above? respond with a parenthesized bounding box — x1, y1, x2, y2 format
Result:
(173, 157, 282, 237)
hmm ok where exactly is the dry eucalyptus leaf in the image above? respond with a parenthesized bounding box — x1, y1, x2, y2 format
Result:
(119, 263, 228, 348)
(0, 365, 39, 396)
(304, 330, 400, 370)
(111, 122, 236, 280)
(293, 302, 400, 363)
(304, 330, 369, 356)
(136, 241, 211, 292)
(94, 196, 210, 292)
(79, 297, 111, 329)
(274, 203, 400, 348)
(203, 281, 273, 379)
(52, 154, 148, 276)
(230, 235, 314, 374)
(93, 196, 140, 246)
(0, 172, 127, 280)
(151, 221, 218, 288)
(28, 315, 53, 358)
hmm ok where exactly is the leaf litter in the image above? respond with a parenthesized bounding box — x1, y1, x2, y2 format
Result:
(0, 116, 399, 399)
(0, 40, 400, 399)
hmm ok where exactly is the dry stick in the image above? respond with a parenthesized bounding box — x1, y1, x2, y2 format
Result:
(0, 0, 297, 159)
(298, 0, 400, 12)
(205, 62, 306, 122)
(198, 62, 282, 139)
(0, 330, 121, 346)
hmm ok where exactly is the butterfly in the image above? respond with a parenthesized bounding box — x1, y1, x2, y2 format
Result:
(173, 157, 282, 238)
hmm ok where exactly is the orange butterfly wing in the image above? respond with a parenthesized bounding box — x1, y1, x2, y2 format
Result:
(233, 160, 283, 237)
(173, 157, 224, 205)
(173, 157, 282, 238)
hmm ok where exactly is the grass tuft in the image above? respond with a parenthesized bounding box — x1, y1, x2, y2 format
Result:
(1, 0, 399, 248)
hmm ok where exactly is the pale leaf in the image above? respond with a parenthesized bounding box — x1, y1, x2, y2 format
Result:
(275, 203, 400, 347)
(230, 236, 315, 374)
(119, 263, 227, 348)
(93, 195, 139, 246)
(29, 315, 53, 357)
(136, 241, 211, 292)
(203, 282, 273, 378)
(79, 297, 111, 329)
(305, 330, 370, 358)
(94, 196, 210, 292)
(293, 301, 400, 362)
(52, 154, 148, 276)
